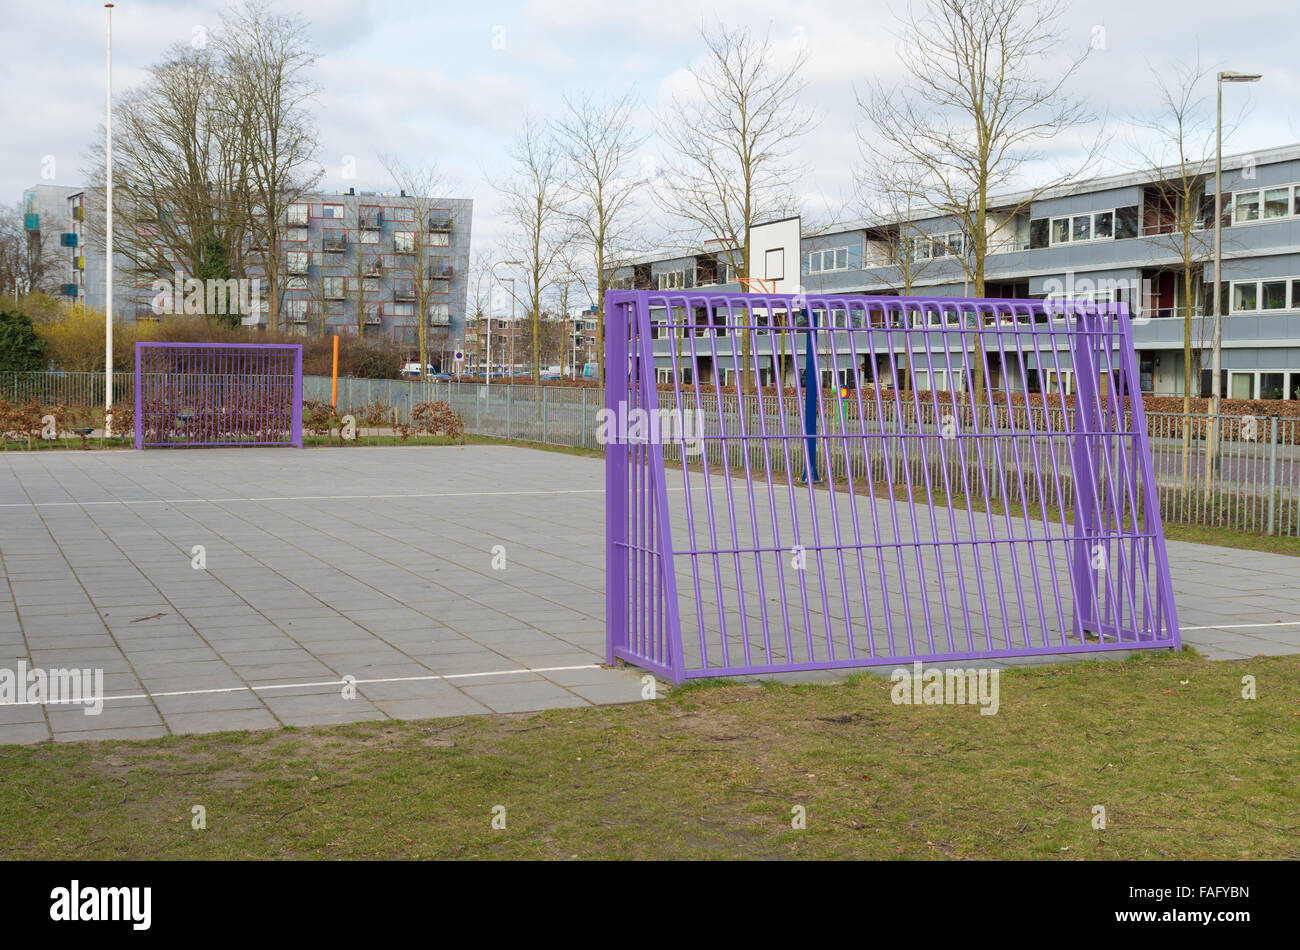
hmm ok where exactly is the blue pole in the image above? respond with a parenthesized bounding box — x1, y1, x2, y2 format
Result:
(802, 306, 820, 482)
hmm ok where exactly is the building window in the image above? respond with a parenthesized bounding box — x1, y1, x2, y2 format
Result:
(1231, 183, 1300, 225)
(359, 230, 379, 245)
(286, 251, 309, 274)
(1049, 210, 1115, 245)
(321, 204, 343, 219)
(427, 231, 450, 247)
(806, 247, 850, 273)
(1230, 276, 1300, 313)
(657, 269, 686, 290)
(391, 301, 414, 317)
(287, 204, 309, 226)
(323, 276, 344, 299)
(394, 231, 414, 253)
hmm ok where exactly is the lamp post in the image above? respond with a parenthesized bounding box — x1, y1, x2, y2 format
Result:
(104, 3, 114, 437)
(488, 261, 521, 393)
(1209, 70, 1262, 488)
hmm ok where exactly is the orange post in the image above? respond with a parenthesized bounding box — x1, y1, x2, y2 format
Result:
(330, 334, 339, 408)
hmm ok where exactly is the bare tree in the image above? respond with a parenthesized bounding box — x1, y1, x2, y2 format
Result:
(0, 204, 62, 297)
(852, 156, 942, 389)
(491, 115, 570, 382)
(555, 90, 646, 382)
(859, 0, 1097, 403)
(1129, 58, 1222, 497)
(382, 157, 450, 382)
(84, 42, 247, 311)
(217, 0, 321, 333)
(658, 23, 814, 390)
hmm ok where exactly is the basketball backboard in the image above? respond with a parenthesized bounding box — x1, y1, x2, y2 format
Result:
(746, 216, 801, 293)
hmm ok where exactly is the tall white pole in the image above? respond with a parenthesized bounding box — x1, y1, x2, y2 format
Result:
(104, 4, 115, 437)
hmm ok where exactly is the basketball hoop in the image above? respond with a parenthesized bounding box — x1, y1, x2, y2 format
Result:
(738, 277, 776, 293)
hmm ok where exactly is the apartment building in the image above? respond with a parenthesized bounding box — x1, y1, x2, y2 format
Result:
(24, 185, 473, 366)
(464, 307, 600, 376)
(20, 185, 89, 300)
(610, 143, 1300, 401)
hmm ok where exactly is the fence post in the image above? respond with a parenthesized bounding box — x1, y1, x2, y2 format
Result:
(542, 386, 549, 443)
(581, 387, 588, 448)
(1267, 415, 1279, 536)
(507, 384, 513, 439)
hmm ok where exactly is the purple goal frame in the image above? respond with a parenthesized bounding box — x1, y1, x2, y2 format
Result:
(605, 290, 1180, 683)
(134, 342, 303, 450)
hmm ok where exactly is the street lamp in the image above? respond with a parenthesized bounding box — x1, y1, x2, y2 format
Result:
(488, 260, 521, 392)
(104, 3, 114, 438)
(1209, 70, 1262, 485)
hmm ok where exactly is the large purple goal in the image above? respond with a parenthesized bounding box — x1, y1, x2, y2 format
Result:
(134, 342, 303, 449)
(604, 291, 1180, 683)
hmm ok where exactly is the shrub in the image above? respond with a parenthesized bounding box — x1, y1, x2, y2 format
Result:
(411, 401, 465, 442)
(0, 307, 48, 372)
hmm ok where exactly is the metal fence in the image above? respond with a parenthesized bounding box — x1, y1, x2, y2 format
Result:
(603, 290, 1180, 683)
(3, 369, 1296, 538)
(0, 371, 135, 407)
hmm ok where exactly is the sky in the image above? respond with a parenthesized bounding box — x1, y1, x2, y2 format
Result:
(4, 0, 1298, 288)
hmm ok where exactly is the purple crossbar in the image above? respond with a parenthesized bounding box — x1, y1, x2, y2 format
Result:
(134, 342, 303, 449)
(605, 291, 1180, 683)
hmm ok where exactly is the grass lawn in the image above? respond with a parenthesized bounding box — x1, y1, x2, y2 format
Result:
(1, 650, 1294, 860)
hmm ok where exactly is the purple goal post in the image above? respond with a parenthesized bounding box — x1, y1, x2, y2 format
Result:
(605, 290, 1180, 683)
(134, 342, 303, 450)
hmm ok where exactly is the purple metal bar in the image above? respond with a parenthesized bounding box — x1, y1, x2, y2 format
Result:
(604, 291, 1179, 684)
(134, 342, 302, 449)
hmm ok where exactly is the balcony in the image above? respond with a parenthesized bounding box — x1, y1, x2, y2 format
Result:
(363, 306, 382, 326)
(428, 311, 451, 326)
(287, 257, 310, 276)
(61, 232, 78, 247)
(322, 235, 347, 254)
(428, 216, 454, 232)
(359, 210, 382, 230)
(73, 205, 84, 222)
(427, 262, 454, 280)
(364, 260, 384, 277)
(393, 281, 415, 300)
(24, 213, 38, 231)
(63, 283, 78, 297)
(75, 256, 84, 271)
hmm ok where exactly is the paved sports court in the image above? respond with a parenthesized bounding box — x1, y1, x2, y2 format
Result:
(0, 445, 1297, 744)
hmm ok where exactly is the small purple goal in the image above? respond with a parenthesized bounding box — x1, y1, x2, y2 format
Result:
(134, 342, 303, 450)
(604, 291, 1180, 683)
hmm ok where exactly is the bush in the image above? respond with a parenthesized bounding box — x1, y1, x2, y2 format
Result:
(411, 401, 465, 442)
(0, 306, 48, 372)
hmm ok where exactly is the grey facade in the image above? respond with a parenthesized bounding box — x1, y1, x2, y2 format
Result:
(24, 186, 473, 365)
(611, 143, 1300, 400)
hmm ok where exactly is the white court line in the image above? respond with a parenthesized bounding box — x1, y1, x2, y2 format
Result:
(1181, 621, 1300, 631)
(0, 488, 613, 508)
(0, 663, 607, 708)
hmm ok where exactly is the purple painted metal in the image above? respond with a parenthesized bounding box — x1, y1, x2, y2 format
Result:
(134, 342, 303, 449)
(604, 290, 1180, 683)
